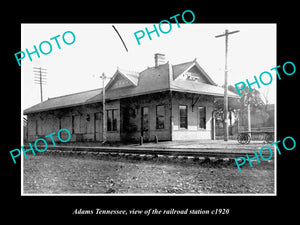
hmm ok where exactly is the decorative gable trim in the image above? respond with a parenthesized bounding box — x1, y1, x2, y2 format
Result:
(193, 61, 217, 86)
(105, 69, 139, 91)
(174, 60, 217, 86)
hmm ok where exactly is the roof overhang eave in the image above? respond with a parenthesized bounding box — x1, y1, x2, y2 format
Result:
(23, 101, 102, 115)
(169, 88, 239, 98)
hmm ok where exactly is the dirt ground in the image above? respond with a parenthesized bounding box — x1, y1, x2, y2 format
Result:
(23, 153, 275, 194)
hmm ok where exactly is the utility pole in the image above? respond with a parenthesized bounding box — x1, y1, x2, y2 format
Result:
(247, 104, 251, 136)
(99, 73, 107, 143)
(215, 29, 239, 141)
(33, 67, 47, 102)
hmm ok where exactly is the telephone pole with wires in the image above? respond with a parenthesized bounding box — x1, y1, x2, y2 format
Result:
(33, 67, 47, 102)
(100, 72, 107, 143)
(93, 73, 112, 143)
(215, 29, 239, 141)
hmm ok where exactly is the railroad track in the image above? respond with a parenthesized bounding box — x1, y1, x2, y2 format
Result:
(39, 145, 272, 160)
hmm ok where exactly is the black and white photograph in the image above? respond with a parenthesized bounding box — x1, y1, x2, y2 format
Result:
(21, 23, 276, 195)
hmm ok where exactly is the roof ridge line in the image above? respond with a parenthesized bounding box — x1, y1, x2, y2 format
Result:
(167, 61, 173, 87)
(172, 60, 194, 67)
(117, 67, 140, 75)
(48, 87, 102, 100)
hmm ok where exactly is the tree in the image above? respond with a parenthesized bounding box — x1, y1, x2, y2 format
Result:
(262, 87, 270, 106)
(238, 86, 264, 134)
(239, 86, 264, 109)
(213, 85, 265, 135)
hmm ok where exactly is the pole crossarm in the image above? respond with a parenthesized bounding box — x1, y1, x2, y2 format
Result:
(33, 67, 47, 102)
(215, 30, 240, 38)
(33, 67, 47, 70)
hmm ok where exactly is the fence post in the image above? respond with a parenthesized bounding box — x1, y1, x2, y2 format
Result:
(140, 136, 143, 145)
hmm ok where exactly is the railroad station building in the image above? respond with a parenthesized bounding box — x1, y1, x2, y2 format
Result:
(24, 53, 238, 143)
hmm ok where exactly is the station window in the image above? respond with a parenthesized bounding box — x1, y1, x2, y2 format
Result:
(179, 105, 188, 129)
(107, 109, 118, 131)
(156, 105, 166, 129)
(198, 106, 206, 129)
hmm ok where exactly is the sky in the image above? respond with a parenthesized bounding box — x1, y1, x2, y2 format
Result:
(21, 23, 276, 110)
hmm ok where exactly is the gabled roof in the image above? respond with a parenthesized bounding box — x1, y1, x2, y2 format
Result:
(172, 61, 195, 79)
(105, 68, 139, 90)
(24, 57, 238, 114)
(24, 88, 102, 114)
(118, 68, 139, 86)
(172, 60, 217, 85)
(87, 63, 170, 103)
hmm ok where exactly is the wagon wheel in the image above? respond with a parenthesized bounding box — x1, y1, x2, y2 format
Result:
(237, 133, 250, 144)
(237, 134, 245, 144)
(265, 133, 274, 144)
(246, 134, 251, 144)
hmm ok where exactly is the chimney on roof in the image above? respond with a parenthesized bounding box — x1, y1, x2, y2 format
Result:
(154, 53, 166, 67)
